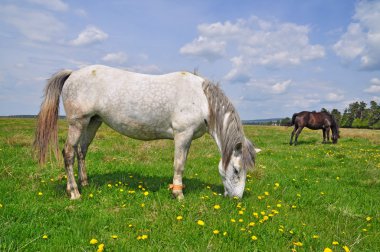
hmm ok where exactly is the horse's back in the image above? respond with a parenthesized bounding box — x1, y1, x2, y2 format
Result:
(62, 65, 209, 140)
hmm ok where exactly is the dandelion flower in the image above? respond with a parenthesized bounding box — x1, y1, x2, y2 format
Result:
(251, 235, 258, 241)
(230, 218, 236, 223)
(293, 241, 303, 247)
(238, 210, 244, 215)
(90, 238, 98, 245)
(238, 218, 244, 223)
(264, 191, 269, 196)
(366, 216, 372, 221)
(97, 243, 105, 252)
(249, 222, 255, 227)
(274, 182, 280, 187)
(42, 234, 48, 239)
(176, 216, 183, 221)
(324, 248, 333, 252)
(197, 220, 205, 226)
(138, 234, 148, 240)
(89, 193, 94, 198)
(107, 184, 112, 188)
(111, 235, 118, 239)
(143, 191, 149, 196)
(312, 235, 319, 239)
(214, 204, 221, 210)
(332, 241, 339, 245)
(141, 203, 145, 208)
(276, 204, 282, 208)
(38, 192, 43, 196)
(343, 245, 350, 252)
(362, 228, 368, 232)
(213, 230, 220, 234)
(0, 203, 3, 208)
(223, 231, 228, 236)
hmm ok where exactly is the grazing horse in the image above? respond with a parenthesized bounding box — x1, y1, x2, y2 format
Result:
(289, 111, 339, 145)
(34, 65, 258, 200)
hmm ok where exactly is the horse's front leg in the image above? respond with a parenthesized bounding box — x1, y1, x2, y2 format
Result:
(326, 127, 331, 142)
(172, 131, 193, 200)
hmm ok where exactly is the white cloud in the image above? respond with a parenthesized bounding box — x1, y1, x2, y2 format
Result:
(0, 5, 65, 42)
(180, 16, 325, 76)
(333, 1, 380, 70)
(179, 36, 226, 61)
(27, 0, 68, 12)
(102, 52, 128, 64)
(271, 79, 292, 94)
(325, 92, 344, 102)
(70, 26, 108, 46)
(364, 77, 380, 93)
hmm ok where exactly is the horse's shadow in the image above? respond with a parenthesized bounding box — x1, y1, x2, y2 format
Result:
(54, 170, 225, 196)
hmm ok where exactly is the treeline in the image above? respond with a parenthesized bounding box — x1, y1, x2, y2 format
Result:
(277, 100, 380, 129)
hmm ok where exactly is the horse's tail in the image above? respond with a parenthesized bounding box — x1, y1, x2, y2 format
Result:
(34, 70, 72, 165)
(291, 113, 298, 126)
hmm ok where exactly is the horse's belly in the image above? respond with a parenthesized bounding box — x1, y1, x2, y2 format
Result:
(101, 114, 174, 140)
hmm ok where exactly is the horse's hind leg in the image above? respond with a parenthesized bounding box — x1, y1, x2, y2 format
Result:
(77, 117, 102, 186)
(171, 130, 193, 200)
(322, 129, 326, 143)
(63, 117, 90, 200)
(290, 126, 298, 145)
(294, 127, 303, 145)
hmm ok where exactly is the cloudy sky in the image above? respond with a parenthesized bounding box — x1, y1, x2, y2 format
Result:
(1, 0, 380, 119)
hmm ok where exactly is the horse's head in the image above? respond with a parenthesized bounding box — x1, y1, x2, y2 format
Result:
(331, 126, 340, 144)
(218, 139, 257, 198)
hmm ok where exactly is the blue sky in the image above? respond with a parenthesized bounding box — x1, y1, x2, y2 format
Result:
(1, 0, 380, 119)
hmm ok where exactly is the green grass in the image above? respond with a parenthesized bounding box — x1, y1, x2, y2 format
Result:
(0, 118, 379, 251)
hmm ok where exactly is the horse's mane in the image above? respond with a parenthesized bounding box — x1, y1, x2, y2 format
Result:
(202, 80, 255, 171)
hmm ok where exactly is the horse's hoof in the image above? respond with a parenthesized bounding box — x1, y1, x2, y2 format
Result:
(70, 193, 81, 200)
(81, 180, 89, 187)
(172, 190, 184, 200)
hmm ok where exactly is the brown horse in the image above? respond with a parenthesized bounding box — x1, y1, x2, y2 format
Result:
(289, 111, 339, 145)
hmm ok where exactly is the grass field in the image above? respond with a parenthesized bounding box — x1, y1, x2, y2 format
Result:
(0, 118, 379, 251)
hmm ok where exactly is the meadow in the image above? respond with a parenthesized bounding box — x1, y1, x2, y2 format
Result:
(0, 118, 379, 251)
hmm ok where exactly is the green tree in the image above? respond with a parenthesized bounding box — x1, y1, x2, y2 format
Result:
(331, 108, 342, 125)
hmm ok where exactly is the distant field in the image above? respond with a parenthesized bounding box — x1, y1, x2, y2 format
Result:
(0, 118, 379, 251)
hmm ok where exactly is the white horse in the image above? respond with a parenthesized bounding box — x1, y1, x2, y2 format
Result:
(34, 65, 258, 200)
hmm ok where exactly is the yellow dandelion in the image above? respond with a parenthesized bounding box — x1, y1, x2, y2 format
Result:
(214, 204, 221, 210)
(366, 216, 372, 221)
(293, 241, 303, 247)
(230, 218, 236, 223)
(213, 230, 220, 234)
(274, 182, 280, 187)
(0, 203, 3, 208)
(276, 204, 282, 208)
(257, 196, 263, 200)
(320, 192, 325, 195)
(296, 193, 301, 197)
(291, 205, 297, 209)
(107, 184, 112, 188)
(38, 192, 43, 196)
(238, 210, 244, 215)
(197, 220, 205, 226)
(343, 245, 350, 252)
(119, 188, 124, 192)
(128, 224, 133, 228)
(312, 235, 319, 239)
(141, 234, 148, 240)
(143, 191, 149, 196)
(264, 191, 269, 196)
(249, 222, 255, 227)
(141, 203, 145, 207)
(278, 228, 284, 232)
(332, 241, 339, 245)
(223, 231, 228, 236)
(253, 212, 259, 218)
(238, 218, 244, 223)
(176, 216, 183, 221)
(97, 243, 105, 252)
(324, 248, 333, 252)
(289, 230, 294, 234)
(89, 193, 94, 198)
(251, 235, 258, 241)
(263, 216, 269, 221)
(362, 228, 368, 232)
(42, 234, 48, 239)
(111, 235, 118, 239)
(90, 238, 98, 245)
